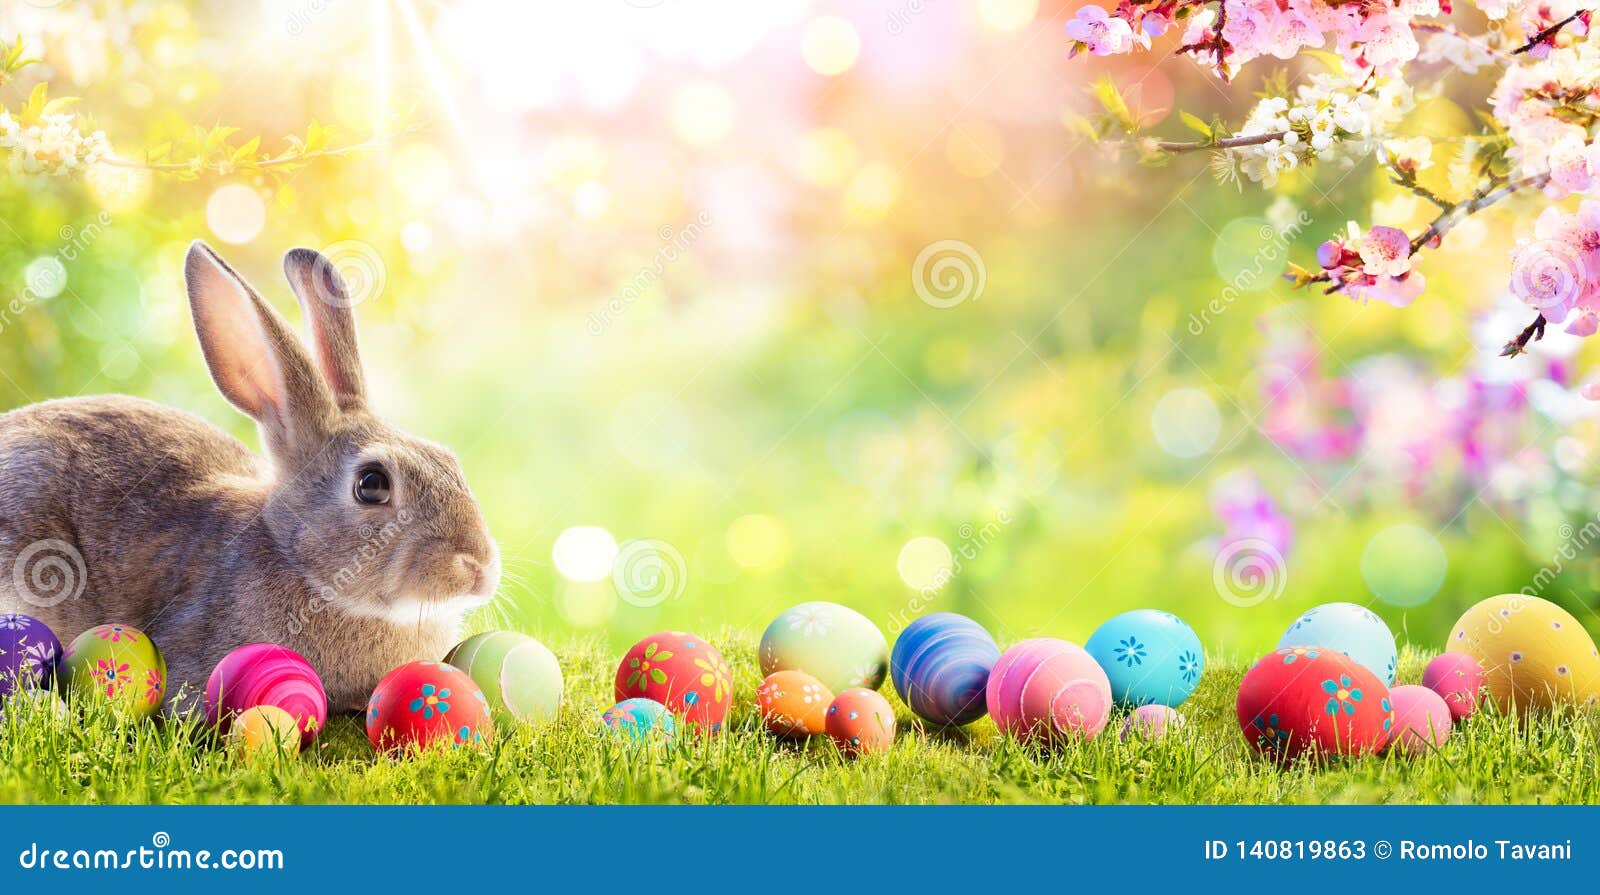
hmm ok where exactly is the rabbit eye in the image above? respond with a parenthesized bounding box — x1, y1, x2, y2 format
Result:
(354, 466, 391, 505)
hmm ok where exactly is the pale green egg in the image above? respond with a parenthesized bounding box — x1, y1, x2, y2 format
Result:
(759, 601, 888, 693)
(444, 631, 564, 724)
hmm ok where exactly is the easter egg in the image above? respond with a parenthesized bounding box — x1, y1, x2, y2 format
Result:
(227, 705, 301, 763)
(365, 661, 493, 753)
(1278, 602, 1397, 685)
(601, 698, 676, 743)
(986, 638, 1112, 743)
(825, 687, 896, 755)
(1120, 704, 1185, 741)
(205, 643, 327, 748)
(614, 631, 732, 734)
(0, 613, 62, 699)
(1422, 651, 1485, 721)
(759, 601, 889, 693)
(444, 631, 564, 723)
(1236, 645, 1394, 762)
(756, 670, 833, 737)
(1386, 685, 1452, 755)
(1086, 609, 1205, 708)
(1447, 594, 1600, 712)
(889, 612, 1000, 726)
(0, 688, 68, 724)
(61, 624, 166, 718)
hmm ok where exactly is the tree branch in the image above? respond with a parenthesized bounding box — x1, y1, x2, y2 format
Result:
(1408, 173, 1551, 255)
(1154, 131, 1286, 153)
(1501, 314, 1548, 357)
(1513, 10, 1591, 55)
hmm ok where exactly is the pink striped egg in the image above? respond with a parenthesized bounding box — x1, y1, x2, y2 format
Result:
(206, 643, 328, 749)
(985, 638, 1112, 743)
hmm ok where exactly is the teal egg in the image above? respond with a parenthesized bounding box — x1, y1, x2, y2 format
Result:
(759, 601, 888, 693)
(1085, 610, 1204, 708)
(1278, 602, 1397, 685)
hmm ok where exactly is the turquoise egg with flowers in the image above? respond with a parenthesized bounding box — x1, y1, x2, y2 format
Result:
(1085, 610, 1205, 708)
(1277, 602, 1397, 685)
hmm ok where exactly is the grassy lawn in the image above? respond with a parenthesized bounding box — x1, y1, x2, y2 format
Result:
(3, 633, 1599, 805)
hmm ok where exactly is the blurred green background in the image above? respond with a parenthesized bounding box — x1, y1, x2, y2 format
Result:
(5, 0, 1600, 663)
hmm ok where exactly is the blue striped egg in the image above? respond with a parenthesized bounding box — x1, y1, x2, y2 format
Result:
(1085, 610, 1205, 708)
(1278, 602, 1397, 685)
(890, 613, 1000, 726)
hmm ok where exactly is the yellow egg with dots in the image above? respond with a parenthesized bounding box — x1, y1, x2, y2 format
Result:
(1447, 595, 1600, 713)
(227, 705, 302, 763)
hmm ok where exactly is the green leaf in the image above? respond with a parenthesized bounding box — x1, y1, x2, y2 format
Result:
(1179, 111, 1212, 140)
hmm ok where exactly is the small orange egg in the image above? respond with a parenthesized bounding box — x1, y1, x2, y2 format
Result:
(227, 704, 300, 763)
(825, 687, 896, 756)
(756, 670, 833, 737)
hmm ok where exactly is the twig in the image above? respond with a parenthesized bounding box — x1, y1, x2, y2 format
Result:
(1154, 131, 1286, 153)
(1513, 10, 1591, 55)
(1501, 314, 1548, 357)
(1407, 172, 1551, 255)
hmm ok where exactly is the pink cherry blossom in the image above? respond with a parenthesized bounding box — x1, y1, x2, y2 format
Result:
(1358, 225, 1413, 277)
(1065, 5, 1135, 57)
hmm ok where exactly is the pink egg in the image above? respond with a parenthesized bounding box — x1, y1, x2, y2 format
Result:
(1421, 651, 1484, 721)
(206, 643, 328, 749)
(1386, 684, 1453, 755)
(1121, 704, 1184, 740)
(986, 638, 1111, 743)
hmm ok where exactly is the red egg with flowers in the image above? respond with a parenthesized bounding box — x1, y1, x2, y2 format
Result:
(613, 631, 731, 735)
(365, 661, 493, 754)
(1236, 645, 1393, 762)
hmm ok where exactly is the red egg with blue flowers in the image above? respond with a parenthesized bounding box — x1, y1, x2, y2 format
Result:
(1236, 645, 1393, 762)
(365, 661, 493, 754)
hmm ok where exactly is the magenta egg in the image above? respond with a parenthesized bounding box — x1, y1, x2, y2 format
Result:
(206, 643, 328, 749)
(986, 638, 1111, 743)
(1421, 651, 1484, 721)
(1386, 684, 1453, 755)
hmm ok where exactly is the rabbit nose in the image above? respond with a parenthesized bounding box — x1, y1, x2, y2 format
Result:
(456, 554, 487, 592)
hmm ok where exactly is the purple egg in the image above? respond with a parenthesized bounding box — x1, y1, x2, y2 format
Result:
(0, 613, 63, 698)
(890, 613, 1000, 726)
(1422, 651, 1484, 721)
(1120, 704, 1184, 741)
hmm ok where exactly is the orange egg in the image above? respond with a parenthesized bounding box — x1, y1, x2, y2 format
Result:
(227, 704, 300, 763)
(756, 670, 833, 737)
(825, 687, 896, 756)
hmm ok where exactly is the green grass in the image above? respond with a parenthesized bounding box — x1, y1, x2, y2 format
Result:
(3, 633, 1599, 805)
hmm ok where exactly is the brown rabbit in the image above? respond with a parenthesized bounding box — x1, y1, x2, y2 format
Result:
(0, 241, 499, 712)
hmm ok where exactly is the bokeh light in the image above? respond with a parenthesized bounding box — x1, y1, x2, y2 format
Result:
(802, 16, 860, 76)
(553, 526, 620, 582)
(1152, 388, 1222, 458)
(1362, 524, 1448, 608)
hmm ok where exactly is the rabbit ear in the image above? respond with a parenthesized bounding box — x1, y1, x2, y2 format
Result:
(185, 241, 338, 458)
(282, 248, 367, 411)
